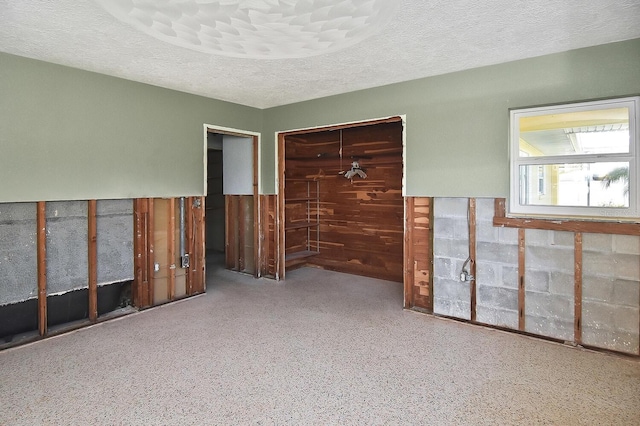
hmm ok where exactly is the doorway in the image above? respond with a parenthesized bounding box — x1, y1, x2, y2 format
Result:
(205, 125, 260, 277)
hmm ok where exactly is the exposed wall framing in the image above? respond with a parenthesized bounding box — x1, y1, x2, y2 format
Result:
(404, 197, 433, 312)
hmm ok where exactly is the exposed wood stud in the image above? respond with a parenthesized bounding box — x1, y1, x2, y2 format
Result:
(494, 216, 640, 236)
(168, 198, 176, 300)
(88, 200, 98, 322)
(518, 228, 526, 331)
(36, 201, 47, 337)
(494, 198, 506, 218)
(253, 135, 260, 278)
(403, 197, 415, 309)
(469, 198, 477, 322)
(238, 196, 246, 272)
(277, 133, 286, 280)
(197, 196, 206, 292)
(147, 198, 155, 305)
(185, 196, 194, 295)
(133, 198, 148, 307)
(574, 232, 583, 345)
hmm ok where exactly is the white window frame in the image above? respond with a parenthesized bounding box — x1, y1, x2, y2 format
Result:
(509, 96, 640, 221)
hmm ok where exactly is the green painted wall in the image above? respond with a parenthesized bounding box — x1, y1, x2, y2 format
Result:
(0, 53, 262, 203)
(261, 39, 640, 196)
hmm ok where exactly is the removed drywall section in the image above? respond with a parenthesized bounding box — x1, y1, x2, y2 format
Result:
(475, 198, 519, 329)
(433, 197, 471, 319)
(46, 201, 89, 294)
(582, 234, 640, 354)
(0, 203, 37, 305)
(96, 199, 133, 284)
(524, 229, 575, 341)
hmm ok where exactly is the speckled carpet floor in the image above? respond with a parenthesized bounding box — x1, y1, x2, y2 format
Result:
(1, 263, 639, 425)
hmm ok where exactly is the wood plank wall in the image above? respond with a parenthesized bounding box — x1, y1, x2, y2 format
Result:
(259, 195, 278, 278)
(284, 121, 404, 282)
(404, 197, 433, 311)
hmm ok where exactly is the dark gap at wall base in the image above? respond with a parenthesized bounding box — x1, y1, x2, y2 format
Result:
(0, 281, 131, 343)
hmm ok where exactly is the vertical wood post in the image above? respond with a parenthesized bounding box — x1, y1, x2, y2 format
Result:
(518, 228, 526, 331)
(147, 198, 155, 305)
(168, 198, 176, 300)
(469, 198, 477, 322)
(403, 197, 415, 309)
(238, 196, 246, 272)
(88, 200, 98, 321)
(574, 232, 583, 345)
(185, 197, 194, 295)
(36, 201, 47, 337)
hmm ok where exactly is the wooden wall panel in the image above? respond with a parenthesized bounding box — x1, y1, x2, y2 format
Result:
(259, 195, 278, 278)
(404, 197, 433, 311)
(284, 121, 404, 282)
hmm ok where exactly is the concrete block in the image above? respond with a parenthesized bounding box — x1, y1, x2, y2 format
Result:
(613, 235, 640, 255)
(0, 202, 37, 223)
(476, 263, 498, 287)
(526, 245, 573, 273)
(46, 200, 87, 219)
(433, 257, 454, 281)
(475, 198, 495, 221)
(583, 252, 639, 281)
(526, 229, 551, 247)
(525, 315, 574, 341)
(476, 220, 499, 243)
(433, 238, 469, 259)
(582, 252, 615, 277)
(434, 198, 468, 219)
(97, 215, 134, 283)
(501, 266, 519, 289)
(525, 291, 573, 321)
(551, 231, 574, 248)
(433, 217, 455, 239)
(434, 278, 470, 303)
(582, 328, 639, 355)
(0, 222, 38, 305)
(434, 297, 471, 320)
(477, 285, 518, 311)
(614, 254, 640, 281)
(613, 305, 640, 333)
(46, 218, 89, 294)
(97, 199, 133, 216)
(582, 276, 614, 302)
(476, 241, 518, 264)
(498, 226, 519, 244)
(611, 279, 640, 307)
(476, 305, 518, 329)
(523, 269, 550, 293)
(583, 233, 613, 253)
(582, 300, 614, 330)
(549, 271, 574, 297)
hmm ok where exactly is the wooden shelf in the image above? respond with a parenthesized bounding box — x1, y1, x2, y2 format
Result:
(285, 250, 320, 262)
(285, 221, 319, 231)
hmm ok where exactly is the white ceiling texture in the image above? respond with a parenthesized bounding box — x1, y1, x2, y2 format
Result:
(1, 1, 640, 109)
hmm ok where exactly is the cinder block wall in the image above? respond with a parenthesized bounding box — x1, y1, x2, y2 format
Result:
(0, 203, 37, 304)
(433, 198, 471, 320)
(0, 200, 133, 306)
(582, 234, 639, 353)
(476, 198, 519, 329)
(524, 229, 574, 341)
(433, 197, 640, 355)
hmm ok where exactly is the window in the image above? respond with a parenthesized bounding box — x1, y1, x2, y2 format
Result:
(510, 96, 640, 220)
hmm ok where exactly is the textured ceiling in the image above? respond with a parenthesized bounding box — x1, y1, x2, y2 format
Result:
(1, 1, 640, 109)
